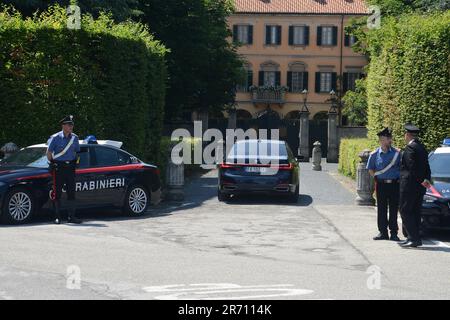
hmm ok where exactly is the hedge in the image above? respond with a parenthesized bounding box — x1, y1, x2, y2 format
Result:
(366, 12, 450, 151)
(0, 5, 167, 165)
(338, 138, 377, 179)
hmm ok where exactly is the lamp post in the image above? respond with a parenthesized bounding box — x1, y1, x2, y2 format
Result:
(298, 89, 310, 161)
(327, 90, 339, 163)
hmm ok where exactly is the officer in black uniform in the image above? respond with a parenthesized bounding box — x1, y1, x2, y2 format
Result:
(46, 115, 82, 225)
(399, 124, 431, 248)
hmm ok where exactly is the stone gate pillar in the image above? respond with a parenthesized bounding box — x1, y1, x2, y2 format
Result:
(327, 110, 339, 163)
(298, 110, 310, 161)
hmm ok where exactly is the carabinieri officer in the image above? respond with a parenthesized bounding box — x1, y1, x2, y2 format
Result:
(367, 128, 401, 242)
(46, 115, 82, 225)
(399, 124, 431, 248)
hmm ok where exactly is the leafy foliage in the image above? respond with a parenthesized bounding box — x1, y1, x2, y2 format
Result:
(365, 12, 450, 150)
(0, 5, 167, 165)
(338, 138, 377, 179)
(137, 0, 244, 120)
(2, 0, 143, 21)
(342, 79, 368, 126)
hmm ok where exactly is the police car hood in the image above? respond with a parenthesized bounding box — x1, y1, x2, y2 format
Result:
(0, 165, 49, 181)
(431, 177, 450, 200)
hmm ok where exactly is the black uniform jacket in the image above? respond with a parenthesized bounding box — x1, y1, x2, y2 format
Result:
(400, 139, 431, 193)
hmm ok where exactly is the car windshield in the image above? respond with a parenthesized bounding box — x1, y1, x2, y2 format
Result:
(0, 147, 48, 168)
(226, 140, 288, 164)
(429, 153, 450, 178)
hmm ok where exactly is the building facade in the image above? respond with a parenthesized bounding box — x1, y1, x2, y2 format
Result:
(229, 0, 369, 122)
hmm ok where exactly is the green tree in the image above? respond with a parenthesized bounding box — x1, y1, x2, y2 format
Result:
(137, 0, 243, 120)
(342, 79, 368, 126)
(2, 0, 142, 21)
(366, 0, 450, 15)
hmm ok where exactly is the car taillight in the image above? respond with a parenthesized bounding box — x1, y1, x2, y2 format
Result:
(220, 163, 239, 169)
(277, 163, 294, 170)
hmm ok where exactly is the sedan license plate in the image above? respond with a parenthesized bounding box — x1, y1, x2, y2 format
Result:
(245, 166, 267, 173)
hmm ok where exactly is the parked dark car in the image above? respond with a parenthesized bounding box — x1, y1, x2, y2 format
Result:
(0, 140, 161, 224)
(218, 139, 301, 202)
(421, 141, 450, 231)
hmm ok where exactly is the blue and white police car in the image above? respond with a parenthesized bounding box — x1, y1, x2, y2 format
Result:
(0, 137, 161, 224)
(422, 138, 450, 230)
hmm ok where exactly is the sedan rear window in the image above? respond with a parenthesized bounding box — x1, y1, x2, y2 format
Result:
(226, 140, 288, 164)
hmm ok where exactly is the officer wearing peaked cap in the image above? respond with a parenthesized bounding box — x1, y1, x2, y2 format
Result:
(367, 128, 401, 242)
(46, 115, 82, 225)
(399, 123, 431, 248)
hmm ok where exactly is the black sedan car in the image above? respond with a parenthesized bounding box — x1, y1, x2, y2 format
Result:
(218, 139, 301, 202)
(421, 142, 450, 230)
(0, 140, 161, 224)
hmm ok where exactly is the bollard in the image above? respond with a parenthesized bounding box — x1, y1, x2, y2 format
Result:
(165, 142, 185, 201)
(312, 141, 322, 171)
(356, 149, 375, 206)
(0, 142, 19, 159)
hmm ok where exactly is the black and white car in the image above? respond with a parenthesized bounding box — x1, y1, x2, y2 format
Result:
(0, 139, 161, 224)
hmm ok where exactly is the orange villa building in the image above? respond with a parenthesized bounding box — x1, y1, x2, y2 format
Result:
(229, 0, 369, 123)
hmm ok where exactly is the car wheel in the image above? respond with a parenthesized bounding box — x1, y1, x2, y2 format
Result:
(288, 185, 299, 203)
(218, 190, 231, 202)
(1, 188, 34, 224)
(124, 185, 149, 216)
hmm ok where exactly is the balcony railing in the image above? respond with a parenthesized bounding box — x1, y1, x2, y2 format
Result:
(250, 86, 287, 104)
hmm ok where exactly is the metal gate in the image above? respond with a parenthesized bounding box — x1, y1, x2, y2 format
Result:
(309, 120, 328, 158)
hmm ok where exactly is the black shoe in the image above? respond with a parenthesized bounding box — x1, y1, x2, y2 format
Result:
(398, 239, 410, 245)
(373, 233, 389, 240)
(400, 241, 422, 248)
(390, 234, 401, 242)
(54, 218, 62, 225)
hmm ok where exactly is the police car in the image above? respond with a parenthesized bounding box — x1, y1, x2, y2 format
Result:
(0, 137, 161, 224)
(422, 138, 450, 230)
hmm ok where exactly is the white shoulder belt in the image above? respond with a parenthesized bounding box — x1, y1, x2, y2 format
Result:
(374, 150, 400, 177)
(53, 135, 76, 160)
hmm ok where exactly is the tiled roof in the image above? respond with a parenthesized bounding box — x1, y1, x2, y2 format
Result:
(234, 0, 369, 15)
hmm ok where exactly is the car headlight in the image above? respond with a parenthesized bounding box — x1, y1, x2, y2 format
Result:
(423, 194, 438, 202)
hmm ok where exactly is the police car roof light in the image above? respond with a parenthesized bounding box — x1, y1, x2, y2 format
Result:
(84, 135, 98, 144)
(442, 138, 450, 147)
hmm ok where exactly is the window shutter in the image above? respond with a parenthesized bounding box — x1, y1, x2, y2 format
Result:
(317, 26, 322, 46)
(289, 26, 294, 45)
(343, 73, 349, 93)
(233, 25, 238, 43)
(276, 26, 282, 45)
(275, 71, 281, 86)
(247, 70, 253, 90)
(303, 72, 309, 91)
(265, 26, 271, 45)
(344, 34, 350, 47)
(304, 26, 310, 45)
(315, 72, 321, 93)
(331, 72, 337, 91)
(248, 26, 253, 44)
(259, 71, 265, 86)
(287, 71, 292, 92)
(332, 26, 338, 46)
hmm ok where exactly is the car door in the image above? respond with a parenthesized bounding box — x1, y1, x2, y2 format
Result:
(89, 146, 129, 206)
(73, 146, 96, 208)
